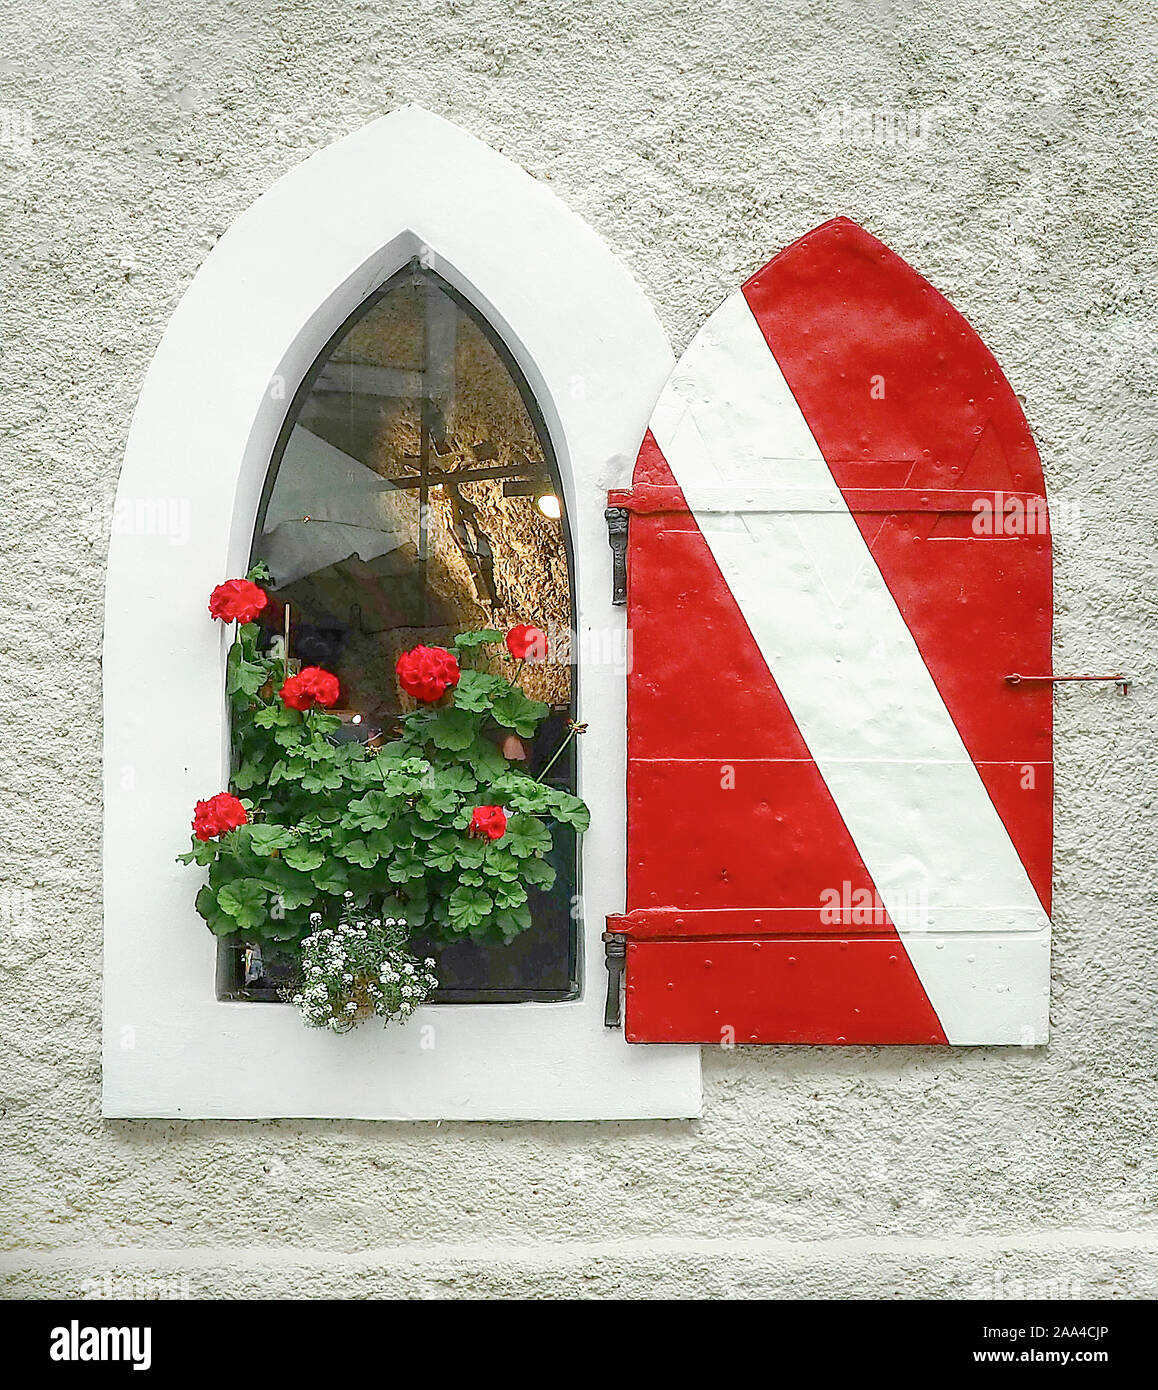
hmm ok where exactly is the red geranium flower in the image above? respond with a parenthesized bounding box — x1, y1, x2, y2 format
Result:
(469, 805, 508, 841)
(505, 624, 548, 662)
(193, 792, 248, 842)
(208, 579, 268, 625)
(396, 645, 461, 703)
(280, 666, 341, 711)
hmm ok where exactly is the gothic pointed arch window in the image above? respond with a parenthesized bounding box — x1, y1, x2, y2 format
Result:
(225, 263, 578, 1002)
(101, 106, 700, 1121)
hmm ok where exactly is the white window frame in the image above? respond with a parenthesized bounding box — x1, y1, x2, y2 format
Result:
(102, 106, 701, 1120)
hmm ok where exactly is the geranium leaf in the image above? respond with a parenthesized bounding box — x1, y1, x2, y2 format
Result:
(447, 885, 494, 931)
(451, 669, 504, 712)
(216, 878, 269, 930)
(426, 708, 478, 751)
(490, 689, 550, 738)
(503, 813, 553, 858)
(416, 786, 460, 820)
(481, 844, 521, 881)
(226, 651, 267, 699)
(196, 885, 241, 937)
(283, 844, 325, 872)
(463, 739, 508, 780)
(268, 756, 307, 789)
(494, 904, 533, 941)
(179, 839, 218, 867)
(262, 865, 316, 911)
(380, 761, 433, 796)
(493, 880, 528, 911)
(300, 766, 343, 793)
(543, 789, 591, 832)
(346, 791, 398, 830)
(336, 838, 379, 869)
(246, 824, 294, 855)
(453, 838, 486, 869)
(231, 758, 267, 791)
(504, 781, 554, 814)
(519, 856, 556, 890)
(425, 833, 460, 871)
(425, 761, 478, 791)
(310, 861, 349, 895)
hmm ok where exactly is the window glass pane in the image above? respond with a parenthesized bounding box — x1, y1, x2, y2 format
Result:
(222, 263, 577, 1003)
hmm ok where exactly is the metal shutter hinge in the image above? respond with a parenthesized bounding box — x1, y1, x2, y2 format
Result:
(605, 506, 628, 606)
(601, 930, 627, 1028)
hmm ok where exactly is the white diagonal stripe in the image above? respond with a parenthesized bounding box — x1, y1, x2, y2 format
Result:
(648, 290, 1050, 1045)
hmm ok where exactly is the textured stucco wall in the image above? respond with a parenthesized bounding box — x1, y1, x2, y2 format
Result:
(1, 0, 1156, 1299)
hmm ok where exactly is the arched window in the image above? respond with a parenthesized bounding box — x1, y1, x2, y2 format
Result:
(102, 107, 701, 1120)
(223, 263, 578, 1003)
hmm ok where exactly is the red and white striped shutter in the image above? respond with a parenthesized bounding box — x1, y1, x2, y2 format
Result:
(608, 218, 1052, 1046)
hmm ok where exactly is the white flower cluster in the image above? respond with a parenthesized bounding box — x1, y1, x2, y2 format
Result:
(290, 893, 438, 1032)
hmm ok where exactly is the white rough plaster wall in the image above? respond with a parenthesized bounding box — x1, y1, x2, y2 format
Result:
(1, 0, 1156, 1300)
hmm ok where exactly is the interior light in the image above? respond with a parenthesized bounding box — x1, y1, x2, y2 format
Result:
(536, 493, 562, 520)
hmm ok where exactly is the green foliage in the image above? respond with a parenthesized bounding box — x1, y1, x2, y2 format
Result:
(180, 612, 588, 955)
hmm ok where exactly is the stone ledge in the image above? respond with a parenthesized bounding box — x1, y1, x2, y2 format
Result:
(4, 1230, 1157, 1300)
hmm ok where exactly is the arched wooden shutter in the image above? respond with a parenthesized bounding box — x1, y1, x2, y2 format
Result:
(607, 218, 1052, 1046)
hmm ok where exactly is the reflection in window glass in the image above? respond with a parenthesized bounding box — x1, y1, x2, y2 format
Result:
(258, 264, 570, 721)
